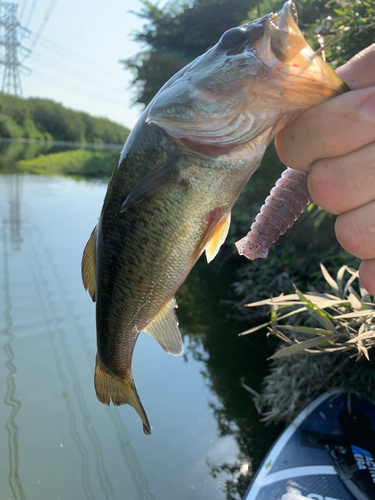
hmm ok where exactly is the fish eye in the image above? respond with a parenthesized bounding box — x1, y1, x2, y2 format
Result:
(219, 27, 248, 50)
(246, 23, 265, 45)
(219, 23, 265, 55)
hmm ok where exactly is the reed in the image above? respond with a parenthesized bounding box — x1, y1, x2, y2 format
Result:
(242, 264, 375, 424)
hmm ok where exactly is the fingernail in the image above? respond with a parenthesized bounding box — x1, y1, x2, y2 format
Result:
(362, 94, 375, 123)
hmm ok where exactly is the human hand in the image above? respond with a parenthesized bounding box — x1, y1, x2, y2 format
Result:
(275, 44, 375, 295)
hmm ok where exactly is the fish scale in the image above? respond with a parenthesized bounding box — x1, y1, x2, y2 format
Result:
(82, 1, 346, 434)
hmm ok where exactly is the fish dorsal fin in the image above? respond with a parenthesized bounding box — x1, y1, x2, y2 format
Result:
(81, 226, 97, 302)
(143, 298, 183, 356)
(205, 212, 231, 263)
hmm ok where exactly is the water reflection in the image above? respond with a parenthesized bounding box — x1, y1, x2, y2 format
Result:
(177, 256, 281, 497)
(27, 223, 154, 500)
(4, 175, 23, 251)
(1, 228, 26, 500)
(36, 239, 154, 498)
(0, 173, 160, 499)
(0, 139, 121, 173)
(108, 408, 155, 500)
(0, 166, 275, 500)
(29, 243, 104, 500)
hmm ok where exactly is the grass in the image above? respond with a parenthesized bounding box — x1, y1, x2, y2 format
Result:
(242, 264, 375, 424)
(17, 149, 120, 177)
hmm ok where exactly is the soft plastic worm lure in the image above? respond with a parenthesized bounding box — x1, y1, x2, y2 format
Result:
(235, 19, 342, 261)
(235, 168, 310, 260)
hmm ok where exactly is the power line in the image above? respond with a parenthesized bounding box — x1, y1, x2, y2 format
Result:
(0, 0, 134, 118)
(19, 0, 28, 23)
(29, 50, 127, 94)
(24, 0, 58, 55)
(29, 68, 130, 108)
(0, 1, 126, 99)
(24, 30, 123, 78)
(22, 0, 37, 33)
(0, 3, 31, 95)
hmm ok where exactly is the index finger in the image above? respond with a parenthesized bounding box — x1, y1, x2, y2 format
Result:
(274, 45, 375, 171)
(337, 44, 375, 90)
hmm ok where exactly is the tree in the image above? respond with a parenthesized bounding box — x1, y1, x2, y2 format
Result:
(245, 0, 375, 68)
(327, 0, 375, 67)
(121, 2, 375, 499)
(122, 0, 257, 107)
(123, 0, 374, 109)
(0, 93, 130, 144)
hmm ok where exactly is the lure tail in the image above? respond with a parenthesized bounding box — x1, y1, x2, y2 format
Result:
(94, 356, 151, 435)
(236, 168, 310, 260)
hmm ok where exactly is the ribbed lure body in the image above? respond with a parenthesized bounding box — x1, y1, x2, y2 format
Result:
(235, 168, 310, 260)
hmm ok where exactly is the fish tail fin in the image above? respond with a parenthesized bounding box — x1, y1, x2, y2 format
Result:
(94, 356, 151, 435)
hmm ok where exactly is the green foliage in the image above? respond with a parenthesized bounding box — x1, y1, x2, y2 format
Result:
(245, 0, 374, 68)
(122, 0, 373, 108)
(80, 113, 127, 144)
(0, 114, 24, 138)
(0, 140, 53, 172)
(22, 118, 45, 140)
(0, 93, 130, 144)
(259, 351, 375, 425)
(328, 0, 375, 67)
(29, 98, 86, 142)
(243, 264, 375, 358)
(241, 264, 375, 424)
(119, 2, 375, 497)
(246, 0, 335, 27)
(17, 149, 120, 177)
(176, 256, 281, 500)
(122, 0, 257, 107)
(229, 0, 373, 313)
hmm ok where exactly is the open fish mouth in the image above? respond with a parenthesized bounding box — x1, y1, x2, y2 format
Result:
(146, 0, 345, 153)
(265, 1, 346, 93)
(265, 1, 308, 63)
(271, 0, 299, 33)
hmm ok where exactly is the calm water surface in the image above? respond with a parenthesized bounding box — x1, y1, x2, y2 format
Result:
(0, 165, 277, 499)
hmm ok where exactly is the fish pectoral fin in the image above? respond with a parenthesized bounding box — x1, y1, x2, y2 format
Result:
(81, 226, 97, 302)
(143, 298, 183, 356)
(94, 357, 151, 435)
(205, 212, 231, 263)
(120, 153, 182, 212)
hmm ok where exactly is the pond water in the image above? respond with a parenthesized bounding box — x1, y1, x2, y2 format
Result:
(0, 143, 279, 500)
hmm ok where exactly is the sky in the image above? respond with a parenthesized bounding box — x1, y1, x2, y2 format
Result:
(5, 0, 169, 130)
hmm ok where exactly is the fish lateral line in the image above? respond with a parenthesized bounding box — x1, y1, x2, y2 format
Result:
(82, 0, 348, 433)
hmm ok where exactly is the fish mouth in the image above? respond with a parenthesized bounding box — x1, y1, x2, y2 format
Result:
(270, 1, 299, 35)
(266, 1, 307, 63)
(265, 1, 346, 94)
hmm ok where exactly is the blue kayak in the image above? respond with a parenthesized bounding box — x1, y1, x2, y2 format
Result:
(244, 391, 375, 500)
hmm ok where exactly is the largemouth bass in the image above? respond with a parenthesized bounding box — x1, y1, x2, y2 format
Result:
(82, 1, 345, 435)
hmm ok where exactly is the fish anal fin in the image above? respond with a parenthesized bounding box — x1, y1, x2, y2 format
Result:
(82, 226, 97, 302)
(94, 356, 151, 435)
(120, 153, 181, 212)
(205, 212, 231, 263)
(143, 298, 183, 356)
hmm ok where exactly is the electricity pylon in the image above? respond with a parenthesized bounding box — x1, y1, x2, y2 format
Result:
(0, 3, 30, 96)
